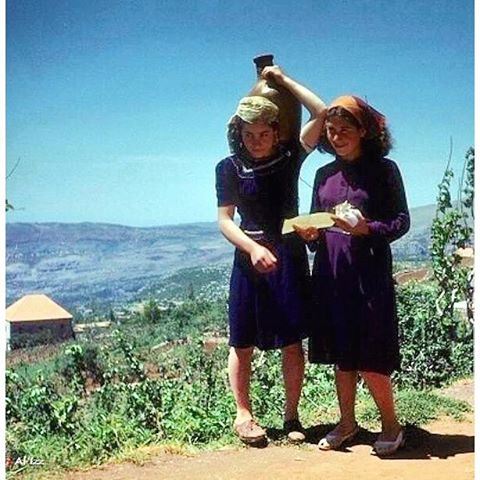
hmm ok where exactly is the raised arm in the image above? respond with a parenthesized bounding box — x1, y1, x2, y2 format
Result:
(261, 66, 326, 152)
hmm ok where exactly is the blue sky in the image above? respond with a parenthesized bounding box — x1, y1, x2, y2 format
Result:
(6, 0, 474, 227)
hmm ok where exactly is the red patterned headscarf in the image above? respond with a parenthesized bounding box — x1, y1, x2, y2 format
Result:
(328, 95, 386, 138)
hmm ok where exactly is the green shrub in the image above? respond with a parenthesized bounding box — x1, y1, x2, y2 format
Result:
(57, 343, 105, 392)
(395, 282, 473, 388)
(158, 340, 233, 444)
(5, 291, 474, 474)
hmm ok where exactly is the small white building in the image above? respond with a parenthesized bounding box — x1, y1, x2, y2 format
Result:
(6, 294, 74, 349)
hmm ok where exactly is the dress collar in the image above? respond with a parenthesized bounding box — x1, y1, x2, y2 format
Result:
(237, 144, 289, 168)
(233, 144, 292, 176)
(335, 153, 374, 172)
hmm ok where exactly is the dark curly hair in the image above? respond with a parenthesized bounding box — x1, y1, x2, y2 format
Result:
(317, 106, 393, 158)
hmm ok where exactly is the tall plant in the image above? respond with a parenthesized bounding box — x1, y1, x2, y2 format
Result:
(430, 146, 474, 321)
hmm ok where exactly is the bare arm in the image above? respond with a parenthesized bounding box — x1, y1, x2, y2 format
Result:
(218, 205, 277, 273)
(262, 66, 326, 151)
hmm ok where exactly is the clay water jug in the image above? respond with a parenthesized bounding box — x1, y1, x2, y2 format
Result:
(247, 54, 302, 144)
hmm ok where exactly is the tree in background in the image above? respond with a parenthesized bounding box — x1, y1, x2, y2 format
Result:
(143, 298, 163, 323)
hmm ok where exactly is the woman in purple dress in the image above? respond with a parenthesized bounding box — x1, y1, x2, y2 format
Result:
(294, 95, 410, 456)
(215, 67, 326, 445)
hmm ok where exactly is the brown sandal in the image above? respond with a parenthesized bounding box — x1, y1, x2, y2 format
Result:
(234, 419, 267, 445)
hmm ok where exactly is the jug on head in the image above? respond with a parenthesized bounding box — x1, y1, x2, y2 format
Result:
(247, 54, 302, 145)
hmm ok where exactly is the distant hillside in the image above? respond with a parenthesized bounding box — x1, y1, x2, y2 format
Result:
(390, 203, 434, 260)
(6, 204, 435, 309)
(6, 222, 233, 308)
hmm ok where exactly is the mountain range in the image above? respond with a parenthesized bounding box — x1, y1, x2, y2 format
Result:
(6, 204, 435, 309)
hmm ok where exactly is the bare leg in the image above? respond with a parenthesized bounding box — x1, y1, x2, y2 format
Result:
(281, 342, 304, 421)
(318, 367, 359, 449)
(332, 367, 358, 434)
(228, 346, 254, 425)
(360, 371, 401, 441)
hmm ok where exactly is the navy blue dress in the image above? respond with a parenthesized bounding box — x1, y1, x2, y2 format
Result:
(309, 155, 410, 374)
(215, 144, 311, 350)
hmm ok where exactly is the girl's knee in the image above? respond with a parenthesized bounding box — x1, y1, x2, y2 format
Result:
(230, 346, 254, 359)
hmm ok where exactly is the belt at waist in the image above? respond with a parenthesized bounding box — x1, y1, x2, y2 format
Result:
(241, 228, 282, 242)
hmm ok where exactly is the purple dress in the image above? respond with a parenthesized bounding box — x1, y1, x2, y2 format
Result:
(309, 154, 409, 374)
(215, 144, 311, 350)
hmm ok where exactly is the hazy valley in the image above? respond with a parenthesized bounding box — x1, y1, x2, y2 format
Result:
(6, 204, 435, 311)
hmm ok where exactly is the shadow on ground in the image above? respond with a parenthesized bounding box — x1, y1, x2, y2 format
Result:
(266, 423, 474, 460)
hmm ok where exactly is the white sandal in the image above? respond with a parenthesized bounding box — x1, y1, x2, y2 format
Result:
(372, 429, 405, 456)
(318, 423, 359, 450)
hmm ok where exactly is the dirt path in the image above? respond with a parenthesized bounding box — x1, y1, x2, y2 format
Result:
(58, 380, 475, 480)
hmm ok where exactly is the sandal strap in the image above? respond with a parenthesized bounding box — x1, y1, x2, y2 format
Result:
(319, 424, 359, 450)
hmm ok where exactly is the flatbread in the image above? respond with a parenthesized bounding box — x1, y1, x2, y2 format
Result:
(282, 212, 334, 235)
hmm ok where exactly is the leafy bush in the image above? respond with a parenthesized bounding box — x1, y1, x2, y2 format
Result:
(395, 282, 473, 388)
(6, 371, 80, 438)
(129, 298, 228, 349)
(57, 343, 105, 392)
(5, 288, 474, 474)
(157, 340, 233, 444)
